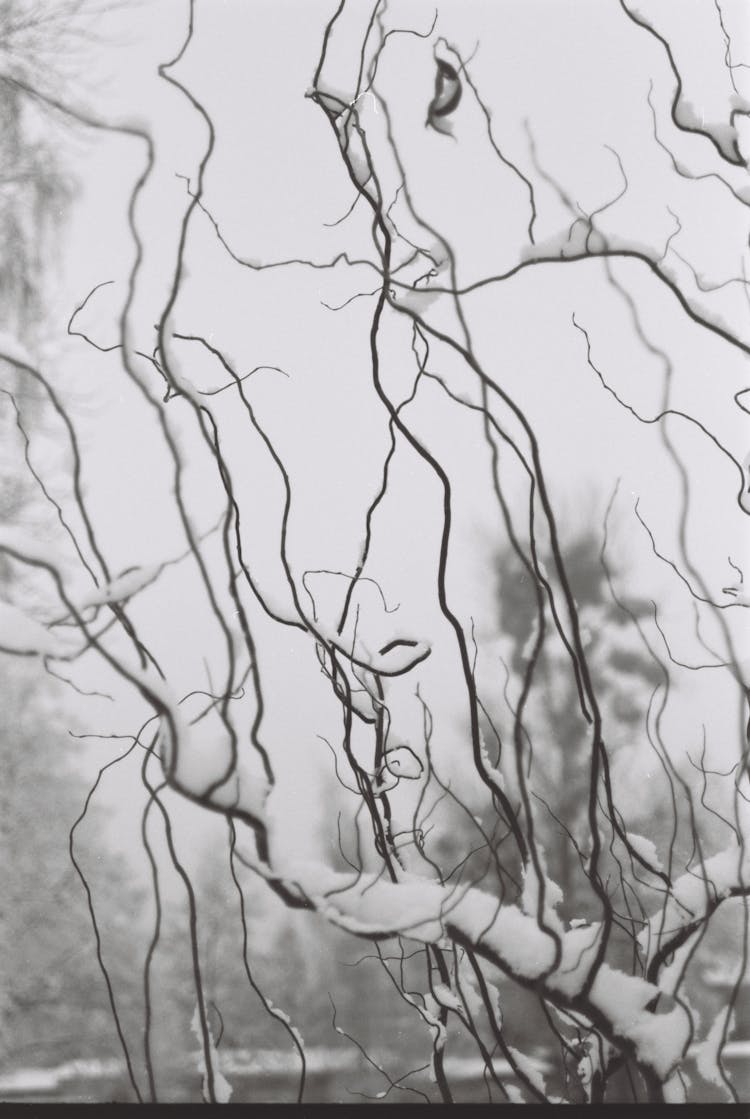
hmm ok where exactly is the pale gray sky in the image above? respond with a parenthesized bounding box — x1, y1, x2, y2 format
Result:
(7, 0, 750, 874)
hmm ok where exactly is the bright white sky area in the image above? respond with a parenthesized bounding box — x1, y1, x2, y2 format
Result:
(21, 0, 746, 848)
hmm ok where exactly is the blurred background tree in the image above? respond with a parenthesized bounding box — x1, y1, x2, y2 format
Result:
(0, 666, 146, 1068)
(0, 0, 146, 1078)
(493, 530, 665, 923)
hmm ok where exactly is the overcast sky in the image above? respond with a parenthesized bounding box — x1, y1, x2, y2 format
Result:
(9, 0, 749, 882)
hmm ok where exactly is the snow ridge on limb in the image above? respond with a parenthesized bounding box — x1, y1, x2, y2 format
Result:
(264, 859, 692, 1080)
